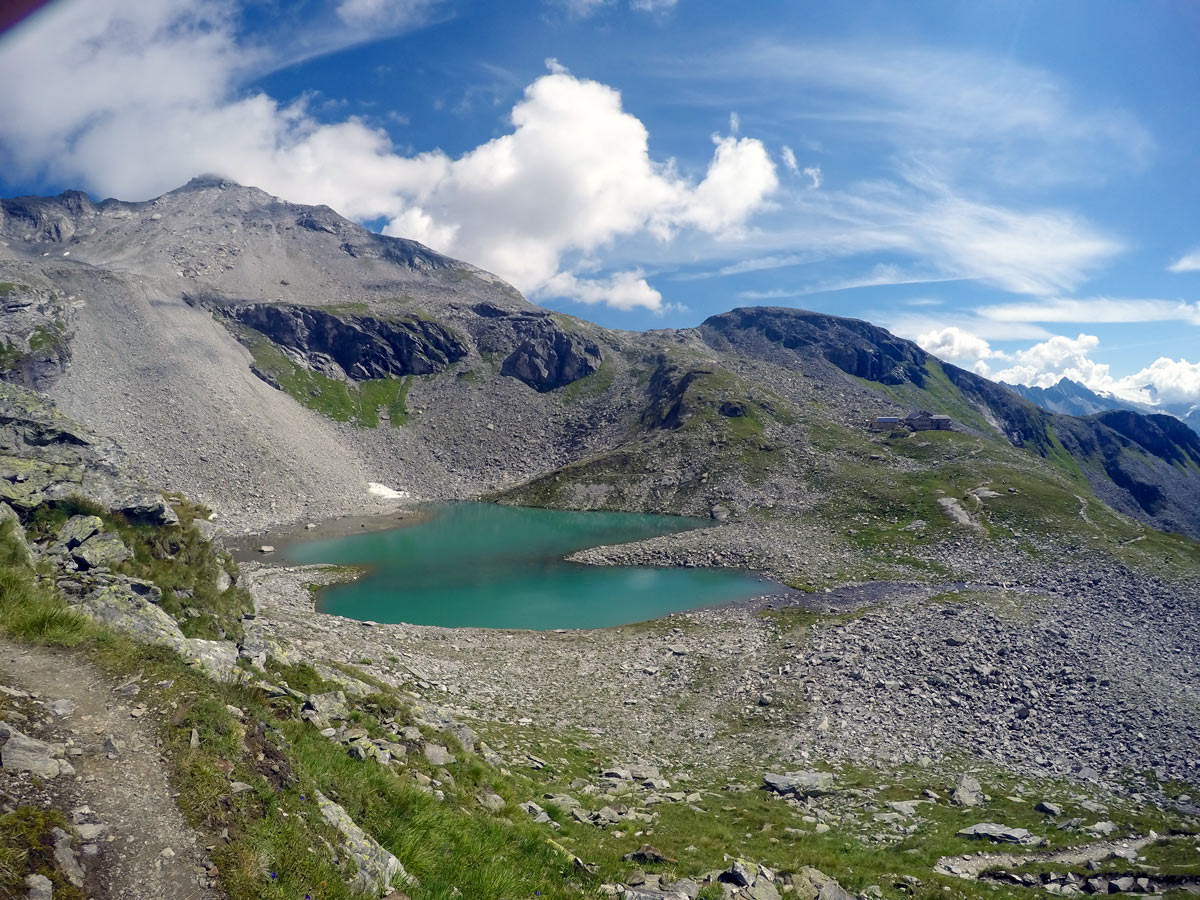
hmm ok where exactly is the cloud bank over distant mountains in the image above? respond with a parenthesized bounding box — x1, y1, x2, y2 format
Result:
(0, 0, 1198, 407)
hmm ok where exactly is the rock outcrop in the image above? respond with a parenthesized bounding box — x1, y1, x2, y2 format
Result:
(700, 306, 928, 386)
(220, 302, 468, 380)
(500, 322, 602, 392)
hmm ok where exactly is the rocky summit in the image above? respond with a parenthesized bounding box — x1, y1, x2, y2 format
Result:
(0, 179, 1198, 900)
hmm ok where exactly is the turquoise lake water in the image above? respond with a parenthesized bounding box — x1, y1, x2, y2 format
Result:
(282, 502, 777, 630)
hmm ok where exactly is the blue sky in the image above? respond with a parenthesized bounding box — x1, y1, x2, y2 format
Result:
(2, 0, 1200, 406)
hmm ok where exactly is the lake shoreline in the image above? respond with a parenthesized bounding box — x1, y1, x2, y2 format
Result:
(222, 505, 433, 564)
(269, 502, 781, 630)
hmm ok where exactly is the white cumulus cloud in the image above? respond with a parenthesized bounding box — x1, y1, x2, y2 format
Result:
(915, 326, 1002, 365)
(1114, 358, 1200, 406)
(0, 5, 777, 314)
(1168, 248, 1200, 273)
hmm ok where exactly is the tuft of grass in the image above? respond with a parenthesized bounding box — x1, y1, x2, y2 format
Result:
(0, 520, 91, 644)
(0, 808, 86, 900)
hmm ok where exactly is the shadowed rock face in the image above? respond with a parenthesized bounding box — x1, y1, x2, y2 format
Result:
(700, 307, 928, 387)
(222, 303, 468, 379)
(500, 324, 602, 392)
(1092, 410, 1200, 469)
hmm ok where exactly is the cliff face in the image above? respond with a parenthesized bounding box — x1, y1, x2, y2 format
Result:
(217, 302, 470, 380)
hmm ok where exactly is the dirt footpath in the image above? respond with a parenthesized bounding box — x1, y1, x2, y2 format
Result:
(0, 639, 223, 900)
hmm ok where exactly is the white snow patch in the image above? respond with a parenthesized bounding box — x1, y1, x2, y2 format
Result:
(368, 482, 410, 500)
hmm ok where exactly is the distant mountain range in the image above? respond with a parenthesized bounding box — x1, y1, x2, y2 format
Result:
(1003, 377, 1200, 436)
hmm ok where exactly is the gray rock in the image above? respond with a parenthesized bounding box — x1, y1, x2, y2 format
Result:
(183, 638, 240, 681)
(0, 725, 65, 777)
(720, 859, 755, 887)
(957, 823, 1040, 845)
(423, 743, 454, 766)
(72, 531, 130, 569)
(51, 827, 84, 887)
(478, 792, 505, 812)
(951, 774, 984, 807)
(446, 722, 476, 753)
(762, 771, 834, 797)
(1036, 800, 1064, 817)
(500, 325, 602, 392)
(316, 790, 413, 896)
(816, 881, 856, 900)
(48, 699, 76, 718)
(119, 494, 179, 526)
(749, 879, 782, 900)
(55, 514, 102, 549)
(520, 800, 552, 824)
(24, 873, 53, 900)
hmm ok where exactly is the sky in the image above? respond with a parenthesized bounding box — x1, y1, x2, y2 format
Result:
(2, 0, 1200, 408)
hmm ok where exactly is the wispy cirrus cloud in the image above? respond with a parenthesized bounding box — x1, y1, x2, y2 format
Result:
(977, 297, 1200, 325)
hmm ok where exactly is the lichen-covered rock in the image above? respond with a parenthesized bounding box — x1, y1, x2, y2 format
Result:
(304, 690, 350, 723)
(75, 581, 187, 653)
(56, 513, 102, 549)
(316, 790, 413, 896)
(183, 638, 241, 682)
(73, 531, 131, 569)
(786, 867, 837, 900)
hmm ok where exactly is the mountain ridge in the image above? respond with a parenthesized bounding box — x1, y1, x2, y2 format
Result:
(2, 179, 1200, 558)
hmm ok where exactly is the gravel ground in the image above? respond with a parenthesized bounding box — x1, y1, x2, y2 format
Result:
(241, 546, 1200, 792)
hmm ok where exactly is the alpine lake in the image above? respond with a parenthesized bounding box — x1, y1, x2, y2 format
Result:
(283, 502, 781, 630)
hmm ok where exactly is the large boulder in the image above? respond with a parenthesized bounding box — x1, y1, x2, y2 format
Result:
(74, 580, 187, 653)
(120, 494, 180, 526)
(951, 773, 984, 807)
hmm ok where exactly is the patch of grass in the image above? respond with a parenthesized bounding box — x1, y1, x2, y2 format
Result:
(0, 520, 92, 644)
(245, 333, 412, 427)
(26, 323, 66, 353)
(561, 362, 616, 403)
(0, 282, 26, 296)
(0, 807, 86, 900)
(0, 338, 27, 371)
